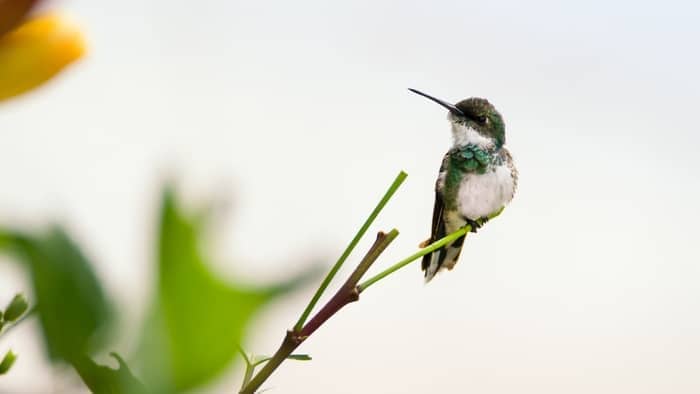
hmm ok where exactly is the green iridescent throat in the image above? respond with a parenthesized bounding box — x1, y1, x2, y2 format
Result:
(450, 144, 491, 173)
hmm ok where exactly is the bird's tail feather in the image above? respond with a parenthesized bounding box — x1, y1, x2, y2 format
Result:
(422, 235, 466, 282)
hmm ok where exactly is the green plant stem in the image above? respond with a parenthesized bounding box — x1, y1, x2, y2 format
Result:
(0, 306, 36, 340)
(240, 363, 254, 390)
(240, 331, 298, 394)
(358, 207, 504, 293)
(292, 171, 407, 331)
(299, 230, 398, 339)
(237, 347, 254, 391)
(357, 227, 469, 292)
(251, 358, 270, 368)
(240, 230, 398, 394)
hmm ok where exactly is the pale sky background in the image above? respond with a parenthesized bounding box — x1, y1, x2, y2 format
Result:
(1, 0, 700, 393)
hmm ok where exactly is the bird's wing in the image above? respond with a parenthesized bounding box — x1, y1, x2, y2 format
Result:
(421, 191, 447, 275)
(421, 157, 449, 273)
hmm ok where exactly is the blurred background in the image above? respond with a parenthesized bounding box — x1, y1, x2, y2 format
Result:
(1, 0, 699, 392)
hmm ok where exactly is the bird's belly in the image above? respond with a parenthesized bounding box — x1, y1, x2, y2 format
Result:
(457, 164, 515, 220)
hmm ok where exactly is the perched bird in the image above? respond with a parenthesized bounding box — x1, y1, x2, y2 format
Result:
(409, 88, 518, 282)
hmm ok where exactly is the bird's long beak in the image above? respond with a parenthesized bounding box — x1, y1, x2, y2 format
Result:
(408, 88, 464, 116)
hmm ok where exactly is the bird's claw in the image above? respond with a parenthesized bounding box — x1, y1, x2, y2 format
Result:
(465, 216, 489, 233)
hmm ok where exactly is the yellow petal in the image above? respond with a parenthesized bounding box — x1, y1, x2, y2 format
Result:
(0, 13, 86, 102)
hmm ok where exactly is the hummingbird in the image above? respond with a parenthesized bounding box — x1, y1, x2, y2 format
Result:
(409, 88, 518, 282)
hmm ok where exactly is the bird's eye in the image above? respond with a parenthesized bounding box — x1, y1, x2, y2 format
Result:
(475, 115, 487, 124)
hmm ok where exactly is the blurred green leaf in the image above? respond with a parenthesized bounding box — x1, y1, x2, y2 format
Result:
(3, 294, 28, 322)
(72, 353, 148, 394)
(0, 226, 111, 362)
(0, 350, 17, 375)
(138, 186, 318, 392)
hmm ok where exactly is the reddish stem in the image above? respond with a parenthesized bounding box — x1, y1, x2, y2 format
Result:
(239, 230, 397, 394)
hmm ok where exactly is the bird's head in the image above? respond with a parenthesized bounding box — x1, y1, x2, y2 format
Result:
(409, 88, 505, 149)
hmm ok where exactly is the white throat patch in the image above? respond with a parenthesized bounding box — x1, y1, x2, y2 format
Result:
(448, 116, 493, 148)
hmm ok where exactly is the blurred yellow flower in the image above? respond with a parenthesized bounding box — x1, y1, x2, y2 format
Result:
(0, 13, 86, 102)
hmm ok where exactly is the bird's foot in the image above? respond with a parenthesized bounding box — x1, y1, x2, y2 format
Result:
(465, 216, 489, 233)
(465, 218, 481, 233)
(419, 238, 431, 248)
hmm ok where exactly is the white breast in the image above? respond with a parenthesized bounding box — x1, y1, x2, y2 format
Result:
(457, 163, 515, 220)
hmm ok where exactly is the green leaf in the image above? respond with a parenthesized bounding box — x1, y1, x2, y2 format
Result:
(251, 353, 312, 368)
(3, 294, 28, 322)
(286, 354, 312, 361)
(72, 353, 148, 394)
(137, 186, 318, 392)
(0, 227, 112, 362)
(0, 350, 17, 375)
